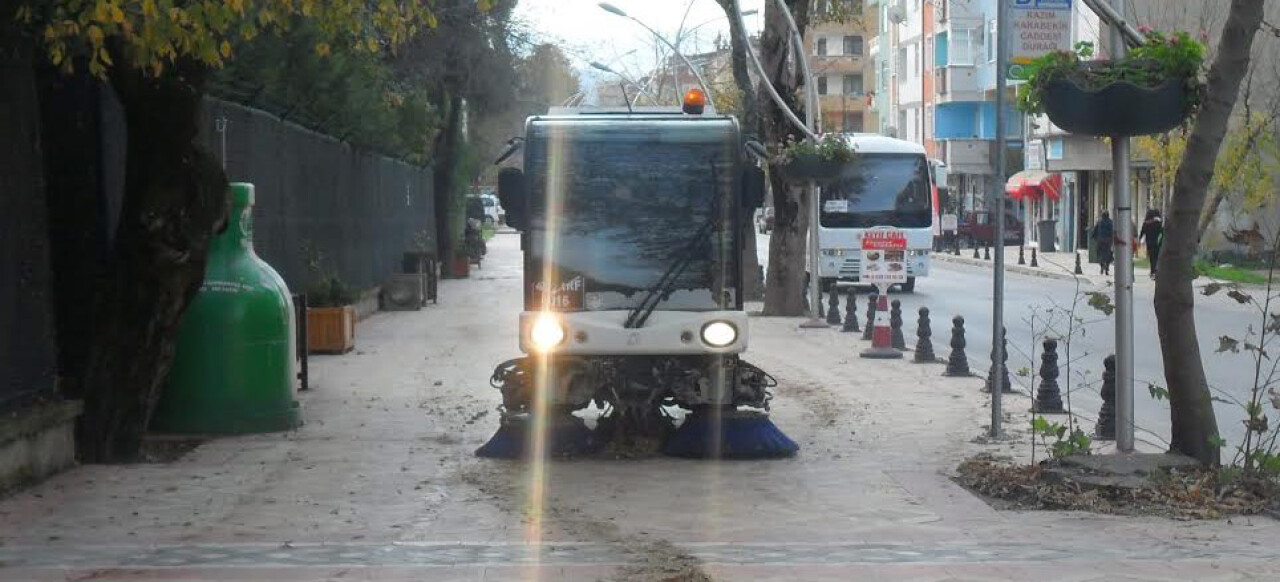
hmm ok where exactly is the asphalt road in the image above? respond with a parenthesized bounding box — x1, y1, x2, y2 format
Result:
(756, 234, 1266, 453)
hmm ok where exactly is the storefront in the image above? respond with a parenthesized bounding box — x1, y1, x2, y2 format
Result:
(1006, 169, 1064, 251)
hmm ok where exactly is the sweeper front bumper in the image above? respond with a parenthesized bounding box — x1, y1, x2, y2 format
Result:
(518, 310, 748, 356)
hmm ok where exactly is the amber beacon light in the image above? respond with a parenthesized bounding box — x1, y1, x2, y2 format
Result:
(682, 89, 707, 114)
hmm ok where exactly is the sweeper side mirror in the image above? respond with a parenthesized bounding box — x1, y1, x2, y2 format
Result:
(742, 166, 765, 210)
(497, 167, 527, 231)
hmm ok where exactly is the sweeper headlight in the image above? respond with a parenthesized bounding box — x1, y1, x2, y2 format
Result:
(700, 321, 738, 347)
(530, 314, 566, 351)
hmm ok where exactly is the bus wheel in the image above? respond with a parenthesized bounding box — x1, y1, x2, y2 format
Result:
(901, 277, 916, 293)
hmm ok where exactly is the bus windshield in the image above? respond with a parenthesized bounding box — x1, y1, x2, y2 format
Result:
(819, 153, 932, 229)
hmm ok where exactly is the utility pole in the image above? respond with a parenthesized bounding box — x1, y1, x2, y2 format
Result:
(990, 0, 1008, 438)
(1110, 0, 1135, 452)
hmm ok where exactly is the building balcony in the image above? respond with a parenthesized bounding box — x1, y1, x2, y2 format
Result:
(934, 65, 983, 102)
(811, 55, 867, 74)
(818, 93, 868, 113)
(942, 139, 993, 175)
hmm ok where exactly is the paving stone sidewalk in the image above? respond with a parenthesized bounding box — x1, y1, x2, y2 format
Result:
(932, 244, 1131, 286)
(1, 233, 1276, 582)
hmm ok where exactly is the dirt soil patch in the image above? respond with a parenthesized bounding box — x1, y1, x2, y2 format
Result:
(137, 436, 206, 463)
(955, 455, 1279, 520)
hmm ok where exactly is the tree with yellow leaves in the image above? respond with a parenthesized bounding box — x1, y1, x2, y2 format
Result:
(1134, 113, 1277, 242)
(6, 0, 441, 462)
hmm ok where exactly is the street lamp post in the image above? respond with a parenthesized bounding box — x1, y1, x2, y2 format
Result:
(599, 3, 716, 109)
(990, 0, 1009, 438)
(1109, 0, 1136, 453)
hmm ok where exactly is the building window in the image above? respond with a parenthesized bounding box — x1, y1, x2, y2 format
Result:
(843, 35, 863, 56)
(951, 29, 974, 65)
(925, 105, 933, 143)
(897, 47, 907, 77)
(843, 74, 864, 95)
(817, 37, 828, 56)
(818, 75, 829, 95)
(987, 19, 997, 62)
(848, 114, 864, 133)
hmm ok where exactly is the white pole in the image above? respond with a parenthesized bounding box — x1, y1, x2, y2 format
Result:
(1110, 0, 1136, 452)
(990, 0, 1008, 437)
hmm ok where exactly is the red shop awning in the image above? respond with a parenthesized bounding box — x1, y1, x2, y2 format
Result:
(1006, 170, 1063, 201)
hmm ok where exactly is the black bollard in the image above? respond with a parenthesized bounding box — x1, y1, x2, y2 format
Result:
(984, 245, 991, 261)
(914, 307, 935, 363)
(972, 242, 980, 259)
(1031, 247, 1039, 268)
(826, 286, 842, 325)
(1034, 338, 1065, 413)
(862, 293, 877, 341)
(1074, 251, 1084, 275)
(945, 316, 970, 377)
(1095, 355, 1117, 439)
(890, 300, 906, 350)
(986, 327, 1013, 394)
(841, 288, 860, 333)
(1018, 245, 1026, 266)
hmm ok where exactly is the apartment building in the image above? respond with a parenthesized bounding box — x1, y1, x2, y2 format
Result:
(804, 11, 874, 132)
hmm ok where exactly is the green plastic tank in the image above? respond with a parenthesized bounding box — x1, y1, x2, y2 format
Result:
(152, 183, 300, 434)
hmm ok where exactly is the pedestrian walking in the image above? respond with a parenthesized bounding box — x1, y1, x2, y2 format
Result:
(1140, 209, 1164, 279)
(1092, 212, 1114, 276)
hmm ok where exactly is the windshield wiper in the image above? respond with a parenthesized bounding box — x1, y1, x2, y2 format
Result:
(623, 217, 716, 329)
(623, 157, 724, 329)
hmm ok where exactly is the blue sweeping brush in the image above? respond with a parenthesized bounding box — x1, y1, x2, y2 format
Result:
(475, 413, 601, 459)
(662, 407, 799, 459)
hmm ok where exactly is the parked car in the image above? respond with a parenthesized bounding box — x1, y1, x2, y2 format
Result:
(957, 210, 1024, 247)
(480, 194, 502, 225)
(468, 194, 503, 225)
(756, 207, 775, 234)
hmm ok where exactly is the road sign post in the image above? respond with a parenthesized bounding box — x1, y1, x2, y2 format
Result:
(860, 228, 907, 359)
(1009, 0, 1074, 80)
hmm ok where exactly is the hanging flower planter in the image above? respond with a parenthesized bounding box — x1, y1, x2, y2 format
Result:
(1019, 30, 1205, 138)
(774, 133, 855, 186)
(1040, 66, 1191, 137)
(779, 153, 844, 185)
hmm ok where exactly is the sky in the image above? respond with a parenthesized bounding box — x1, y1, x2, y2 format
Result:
(512, 0, 766, 93)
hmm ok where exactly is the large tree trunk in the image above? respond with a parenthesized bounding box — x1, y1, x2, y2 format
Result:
(76, 58, 228, 462)
(717, 0, 765, 301)
(1154, 0, 1264, 467)
(760, 0, 811, 316)
(433, 93, 463, 268)
(1, 26, 59, 408)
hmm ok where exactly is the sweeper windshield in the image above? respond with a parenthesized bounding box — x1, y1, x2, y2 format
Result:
(523, 117, 740, 312)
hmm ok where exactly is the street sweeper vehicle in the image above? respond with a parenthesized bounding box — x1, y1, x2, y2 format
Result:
(478, 90, 798, 459)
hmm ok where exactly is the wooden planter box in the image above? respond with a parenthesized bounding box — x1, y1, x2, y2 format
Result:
(306, 306, 355, 354)
(450, 251, 470, 279)
(1041, 68, 1190, 137)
